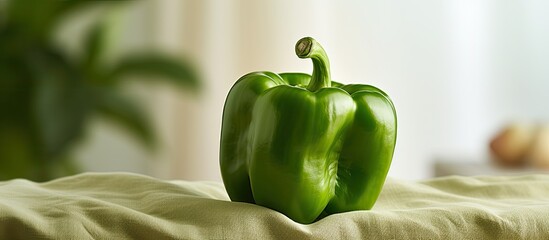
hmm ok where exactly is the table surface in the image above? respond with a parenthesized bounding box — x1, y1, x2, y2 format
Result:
(433, 159, 549, 177)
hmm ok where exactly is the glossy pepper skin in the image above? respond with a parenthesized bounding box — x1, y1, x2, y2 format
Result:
(220, 37, 397, 224)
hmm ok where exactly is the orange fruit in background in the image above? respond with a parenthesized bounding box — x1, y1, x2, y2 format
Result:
(490, 123, 549, 169)
(490, 123, 536, 167)
(528, 125, 549, 169)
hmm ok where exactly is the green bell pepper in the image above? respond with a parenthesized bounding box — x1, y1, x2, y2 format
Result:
(220, 37, 397, 224)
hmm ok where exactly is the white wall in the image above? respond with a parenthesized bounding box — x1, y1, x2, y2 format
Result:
(75, 0, 549, 180)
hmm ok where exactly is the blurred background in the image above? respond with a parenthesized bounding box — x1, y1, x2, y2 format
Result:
(1, 0, 549, 181)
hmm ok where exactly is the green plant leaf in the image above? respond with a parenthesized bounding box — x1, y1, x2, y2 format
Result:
(5, 0, 129, 39)
(0, 126, 36, 180)
(30, 47, 93, 158)
(83, 22, 107, 73)
(95, 89, 155, 149)
(108, 54, 200, 90)
(6, 0, 61, 38)
(0, 3, 6, 26)
(56, 0, 130, 15)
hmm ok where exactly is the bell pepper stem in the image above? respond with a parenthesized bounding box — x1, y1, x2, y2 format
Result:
(295, 37, 331, 91)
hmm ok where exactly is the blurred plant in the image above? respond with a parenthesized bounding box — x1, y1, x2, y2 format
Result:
(0, 0, 199, 181)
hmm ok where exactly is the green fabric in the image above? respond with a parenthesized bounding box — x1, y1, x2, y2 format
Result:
(1, 173, 548, 239)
